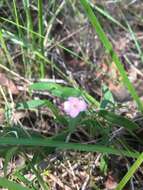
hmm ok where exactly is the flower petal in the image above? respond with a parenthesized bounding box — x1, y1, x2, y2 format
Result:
(68, 97, 79, 104)
(78, 99, 87, 112)
(63, 101, 71, 113)
(69, 108, 80, 118)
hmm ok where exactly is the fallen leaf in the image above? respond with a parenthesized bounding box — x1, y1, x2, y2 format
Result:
(0, 73, 19, 95)
(105, 174, 118, 190)
(0, 109, 5, 124)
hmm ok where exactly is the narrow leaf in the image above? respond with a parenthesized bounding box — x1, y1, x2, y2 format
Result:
(98, 110, 139, 130)
(30, 82, 81, 98)
(0, 177, 34, 190)
(0, 137, 139, 158)
(116, 153, 143, 190)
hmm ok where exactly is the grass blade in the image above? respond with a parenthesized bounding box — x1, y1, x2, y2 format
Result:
(12, 0, 27, 73)
(116, 152, 143, 190)
(12, 0, 22, 39)
(0, 137, 139, 158)
(22, 0, 34, 77)
(38, 0, 44, 53)
(38, 0, 45, 77)
(22, 0, 34, 43)
(80, 0, 143, 112)
(89, 2, 126, 31)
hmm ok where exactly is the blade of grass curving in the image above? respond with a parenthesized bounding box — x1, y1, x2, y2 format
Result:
(0, 137, 139, 158)
(116, 152, 143, 190)
(80, 0, 143, 112)
(0, 177, 34, 190)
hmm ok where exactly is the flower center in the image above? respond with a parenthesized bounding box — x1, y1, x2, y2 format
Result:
(73, 103, 78, 109)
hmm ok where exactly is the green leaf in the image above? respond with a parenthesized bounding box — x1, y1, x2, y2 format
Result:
(99, 155, 108, 175)
(61, 87, 81, 98)
(100, 84, 115, 108)
(30, 82, 60, 91)
(17, 99, 45, 110)
(98, 110, 139, 131)
(30, 82, 81, 98)
(0, 177, 34, 190)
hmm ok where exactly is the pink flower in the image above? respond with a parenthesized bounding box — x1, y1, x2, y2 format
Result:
(63, 97, 87, 118)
